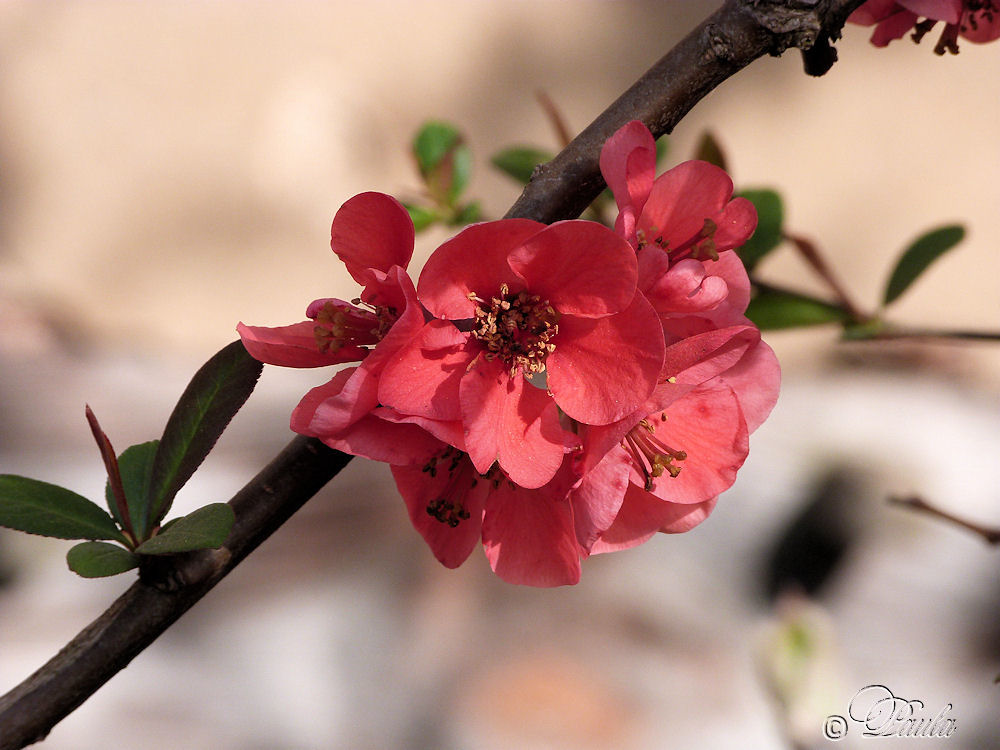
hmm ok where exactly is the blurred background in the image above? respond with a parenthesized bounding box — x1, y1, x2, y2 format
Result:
(1, 2, 999, 748)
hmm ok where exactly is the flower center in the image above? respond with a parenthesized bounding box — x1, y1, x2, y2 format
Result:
(311, 299, 395, 355)
(622, 414, 687, 491)
(636, 218, 719, 262)
(470, 283, 559, 377)
(422, 446, 477, 527)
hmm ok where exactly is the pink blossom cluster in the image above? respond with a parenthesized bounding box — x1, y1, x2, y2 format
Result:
(849, 0, 1000, 53)
(238, 121, 780, 586)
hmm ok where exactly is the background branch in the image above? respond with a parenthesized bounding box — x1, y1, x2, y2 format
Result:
(0, 1, 867, 746)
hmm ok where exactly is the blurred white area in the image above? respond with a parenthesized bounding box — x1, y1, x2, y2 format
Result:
(1, 2, 999, 748)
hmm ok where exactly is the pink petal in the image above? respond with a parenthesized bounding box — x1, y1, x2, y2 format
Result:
(378, 320, 471, 422)
(645, 258, 730, 315)
(713, 196, 758, 254)
(391, 455, 488, 569)
(417, 220, 544, 320)
(662, 325, 761, 386)
(570, 448, 630, 554)
(698, 251, 752, 325)
(322, 412, 449, 466)
(600, 120, 656, 247)
(481, 481, 581, 586)
(900, 0, 961, 24)
(641, 382, 748, 505)
(590, 481, 716, 553)
(638, 160, 740, 252)
(717, 339, 781, 433)
(659, 496, 718, 534)
(237, 321, 362, 367)
(291, 366, 375, 436)
(849, 0, 901, 24)
(871, 9, 920, 45)
(547, 292, 664, 425)
(376, 408, 467, 452)
(460, 359, 565, 488)
(507, 220, 638, 317)
(331, 192, 414, 285)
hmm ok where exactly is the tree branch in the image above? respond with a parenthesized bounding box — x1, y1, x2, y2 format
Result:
(0, 1, 867, 746)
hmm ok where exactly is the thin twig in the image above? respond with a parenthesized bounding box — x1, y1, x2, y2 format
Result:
(0, 2, 868, 747)
(856, 327, 1000, 343)
(889, 495, 1000, 545)
(535, 90, 573, 149)
(785, 232, 870, 324)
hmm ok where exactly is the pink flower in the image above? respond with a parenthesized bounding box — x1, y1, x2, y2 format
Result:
(238, 191, 425, 438)
(849, 0, 1000, 52)
(378, 219, 665, 489)
(386, 426, 630, 586)
(585, 121, 781, 547)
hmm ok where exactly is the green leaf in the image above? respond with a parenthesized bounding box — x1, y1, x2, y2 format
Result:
(0, 475, 127, 542)
(491, 146, 553, 185)
(67, 541, 139, 578)
(735, 189, 784, 272)
(745, 287, 850, 330)
(694, 131, 727, 171)
(105, 440, 158, 534)
(402, 202, 438, 232)
(135, 503, 235, 555)
(145, 341, 262, 534)
(883, 224, 965, 306)
(655, 134, 670, 165)
(413, 121, 471, 204)
(449, 201, 482, 226)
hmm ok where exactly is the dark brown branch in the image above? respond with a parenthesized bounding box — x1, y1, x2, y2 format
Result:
(0, 437, 351, 749)
(0, 1, 867, 747)
(505, 0, 867, 223)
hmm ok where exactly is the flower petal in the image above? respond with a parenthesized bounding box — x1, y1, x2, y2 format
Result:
(717, 339, 781, 433)
(547, 292, 663, 425)
(590, 480, 715, 553)
(392, 454, 488, 569)
(638, 160, 754, 254)
(237, 321, 362, 367)
(507, 221, 638, 317)
(418, 220, 544, 320)
(460, 360, 565, 488)
(482, 481, 581, 586)
(641, 382, 748, 505)
(331, 192, 414, 284)
(600, 120, 656, 248)
(570, 448, 630, 554)
(378, 320, 471, 422)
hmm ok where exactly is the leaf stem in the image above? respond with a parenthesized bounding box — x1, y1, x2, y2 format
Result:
(785, 232, 870, 324)
(889, 495, 1000, 545)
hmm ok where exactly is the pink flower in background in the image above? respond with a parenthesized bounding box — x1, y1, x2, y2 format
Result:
(238, 191, 424, 439)
(379, 218, 664, 489)
(849, 0, 1000, 52)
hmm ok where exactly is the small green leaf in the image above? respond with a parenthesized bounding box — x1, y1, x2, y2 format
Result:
(402, 202, 438, 232)
(449, 201, 482, 226)
(67, 541, 139, 578)
(841, 319, 886, 340)
(735, 189, 784, 272)
(746, 287, 850, 330)
(491, 146, 553, 184)
(0, 475, 127, 542)
(413, 121, 462, 176)
(694, 131, 727, 171)
(655, 134, 670, 165)
(413, 121, 472, 204)
(135, 503, 235, 555)
(883, 224, 965, 306)
(145, 341, 262, 534)
(105, 441, 158, 534)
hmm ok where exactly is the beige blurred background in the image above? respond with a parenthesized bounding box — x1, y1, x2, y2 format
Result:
(1, 2, 999, 749)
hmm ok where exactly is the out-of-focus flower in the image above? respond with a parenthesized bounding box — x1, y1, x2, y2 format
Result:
(379, 218, 664, 489)
(849, 0, 1000, 53)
